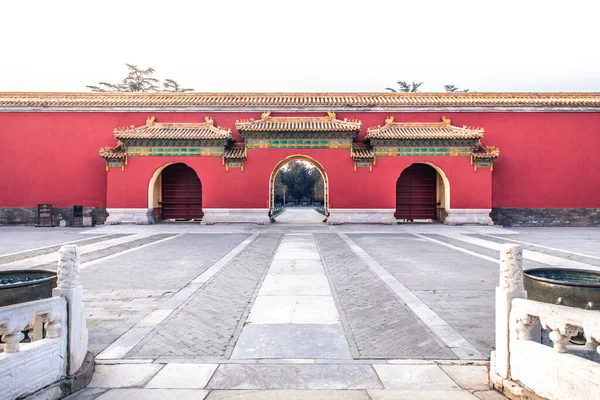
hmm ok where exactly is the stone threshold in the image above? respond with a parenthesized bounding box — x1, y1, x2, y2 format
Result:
(77, 361, 496, 399)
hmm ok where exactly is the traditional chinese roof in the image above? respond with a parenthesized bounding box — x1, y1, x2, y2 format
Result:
(365, 116, 484, 141)
(224, 143, 246, 159)
(473, 144, 500, 159)
(236, 110, 361, 132)
(114, 116, 232, 140)
(99, 144, 126, 159)
(352, 144, 374, 159)
(2, 92, 600, 110)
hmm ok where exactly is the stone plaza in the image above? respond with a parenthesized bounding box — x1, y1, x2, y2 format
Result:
(1, 209, 599, 399)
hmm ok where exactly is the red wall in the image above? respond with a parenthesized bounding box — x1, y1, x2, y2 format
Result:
(1, 111, 599, 209)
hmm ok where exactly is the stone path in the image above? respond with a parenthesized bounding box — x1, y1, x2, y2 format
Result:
(70, 360, 502, 400)
(128, 234, 281, 359)
(232, 233, 351, 359)
(12, 225, 600, 398)
(317, 233, 456, 359)
(275, 208, 325, 224)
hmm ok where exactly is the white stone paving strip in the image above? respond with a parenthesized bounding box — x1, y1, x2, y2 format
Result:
(231, 233, 352, 359)
(0, 233, 112, 258)
(412, 233, 499, 264)
(443, 233, 600, 272)
(338, 233, 485, 360)
(482, 233, 600, 261)
(97, 233, 259, 360)
(0, 233, 156, 269)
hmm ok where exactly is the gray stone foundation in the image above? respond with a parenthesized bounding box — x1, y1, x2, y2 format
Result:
(491, 208, 600, 227)
(0, 207, 108, 225)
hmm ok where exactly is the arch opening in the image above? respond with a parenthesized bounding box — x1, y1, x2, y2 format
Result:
(148, 162, 203, 222)
(395, 162, 450, 223)
(268, 155, 329, 223)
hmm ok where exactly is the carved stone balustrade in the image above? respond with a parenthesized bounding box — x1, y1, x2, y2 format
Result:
(0, 244, 89, 400)
(0, 296, 66, 353)
(511, 298, 600, 355)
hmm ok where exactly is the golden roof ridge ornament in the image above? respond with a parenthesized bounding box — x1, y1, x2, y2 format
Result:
(261, 110, 271, 120)
(146, 116, 156, 126)
(385, 116, 395, 125)
(205, 116, 214, 126)
(327, 110, 336, 120)
(441, 116, 451, 125)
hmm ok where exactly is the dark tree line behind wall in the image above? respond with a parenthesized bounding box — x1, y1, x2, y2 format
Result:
(275, 161, 324, 205)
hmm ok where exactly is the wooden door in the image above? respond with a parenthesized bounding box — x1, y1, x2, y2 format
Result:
(395, 164, 437, 220)
(161, 164, 203, 221)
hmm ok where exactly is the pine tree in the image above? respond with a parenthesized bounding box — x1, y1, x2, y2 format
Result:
(87, 64, 193, 92)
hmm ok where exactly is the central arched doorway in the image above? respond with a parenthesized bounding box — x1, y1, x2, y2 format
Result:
(395, 163, 440, 221)
(159, 163, 203, 221)
(269, 155, 329, 223)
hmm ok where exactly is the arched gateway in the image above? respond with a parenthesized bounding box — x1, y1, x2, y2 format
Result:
(100, 113, 497, 225)
(269, 155, 329, 222)
(160, 163, 203, 221)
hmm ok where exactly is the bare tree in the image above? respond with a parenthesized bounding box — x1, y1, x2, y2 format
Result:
(87, 64, 193, 92)
(386, 80, 423, 92)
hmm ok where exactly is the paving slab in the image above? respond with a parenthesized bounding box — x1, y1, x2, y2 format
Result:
(96, 388, 209, 399)
(231, 324, 351, 359)
(207, 364, 383, 390)
(373, 365, 460, 390)
(258, 275, 331, 296)
(88, 364, 164, 388)
(473, 390, 508, 399)
(145, 363, 218, 388)
(267, 259, 325, 275)
(441, 365, 490, 391)
(206, 390, 369, 399)
(247, 295, 339, 324)
(367, 390, 479, 399)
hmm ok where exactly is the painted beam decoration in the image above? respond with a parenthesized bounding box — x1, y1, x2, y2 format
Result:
(235, 110, 361, 150)
(99, 116, 235, 170)
(364, 116, 499, 170)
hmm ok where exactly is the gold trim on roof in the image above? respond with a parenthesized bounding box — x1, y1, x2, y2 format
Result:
(114, 117, 232, 140)
(366, 116, 484, 140)
(236, 111, 361, 132)
(2, 92, 600, 108)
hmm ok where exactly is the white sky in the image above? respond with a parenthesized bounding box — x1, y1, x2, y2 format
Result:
(2, 0, 599, 92)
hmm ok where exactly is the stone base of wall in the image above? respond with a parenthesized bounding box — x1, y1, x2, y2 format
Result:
(0, 207, 108, 225)
(202, 208, 271, 225)
(445, 208, 493, 225)
(327, 209, 397, 225)
(105, 208, 154, 224)
(491, 208, 600, 227)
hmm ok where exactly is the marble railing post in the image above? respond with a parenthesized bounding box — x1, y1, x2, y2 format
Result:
(494, 244, 527, 379)
(52, 244, 89, 375)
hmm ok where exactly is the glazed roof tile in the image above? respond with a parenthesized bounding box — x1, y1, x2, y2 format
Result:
(473, 145, 500, 159)
(4, 92, 597, 109)
(114, 116, 232, 140)
(366, 116, 484, 140)
(352, 144, 374, 159)
(224, 144, 246, 159)
(99, 144, 126, 159)
(236, 110, 361, 132)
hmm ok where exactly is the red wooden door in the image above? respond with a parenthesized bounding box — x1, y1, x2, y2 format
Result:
(161, 164, 203, 221)
(395, 164, 437, 220)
